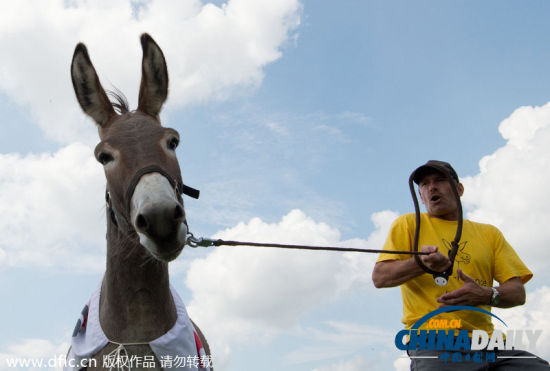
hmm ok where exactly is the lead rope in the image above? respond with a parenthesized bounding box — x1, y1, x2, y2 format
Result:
(408, 168, 463, 286)
(186, 234, 429, 256)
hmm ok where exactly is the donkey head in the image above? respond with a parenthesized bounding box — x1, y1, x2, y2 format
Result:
(71, 34, 191, 262)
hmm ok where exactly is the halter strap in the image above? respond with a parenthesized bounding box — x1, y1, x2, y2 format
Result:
(124, 165, 200, 217)
(106, 165, 199, 231)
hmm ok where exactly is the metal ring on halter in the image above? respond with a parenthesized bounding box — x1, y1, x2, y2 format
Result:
(409, 166, 463, 286)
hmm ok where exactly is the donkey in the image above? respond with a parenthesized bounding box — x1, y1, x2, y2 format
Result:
(66, 34, 211, 370)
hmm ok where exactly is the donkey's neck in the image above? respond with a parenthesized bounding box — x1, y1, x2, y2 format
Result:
(99, 221, 177, 343)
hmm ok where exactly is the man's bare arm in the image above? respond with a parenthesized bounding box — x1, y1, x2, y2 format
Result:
(492, 277, 526, 308)
(372, 245, 451, 288)
(372, 258, 424, 288)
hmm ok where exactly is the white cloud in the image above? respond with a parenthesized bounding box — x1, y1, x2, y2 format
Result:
(0, 143, 105, 271)
(0, 248, 6, 267)
(462, 101, 550, 280)
(393, 356, 410, 371)
(493, 285, 550, 359)
(0, 0, 301, 144)
(0, 338, 69, 371)
(343, 210, 399, 290)
(185, 209, 397, 368)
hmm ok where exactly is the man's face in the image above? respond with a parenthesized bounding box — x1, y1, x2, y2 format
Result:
(418, 171, 464, 220)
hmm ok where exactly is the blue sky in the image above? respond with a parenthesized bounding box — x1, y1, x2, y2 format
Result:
(1, 1, 550, 370)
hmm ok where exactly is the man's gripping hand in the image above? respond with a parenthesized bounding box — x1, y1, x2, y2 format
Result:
(420, 245, 452, 272)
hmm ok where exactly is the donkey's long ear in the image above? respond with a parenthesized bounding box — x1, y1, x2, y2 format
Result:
(71, 43, 116, 127)
(137, 33, 168, 118)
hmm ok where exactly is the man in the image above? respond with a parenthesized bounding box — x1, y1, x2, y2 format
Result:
(372, 160, 548, 370)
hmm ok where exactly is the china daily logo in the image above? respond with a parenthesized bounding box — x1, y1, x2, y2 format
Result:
(394, 306, 543, 364)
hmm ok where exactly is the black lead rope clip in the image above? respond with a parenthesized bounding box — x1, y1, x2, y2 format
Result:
(409, 167, 463, 287)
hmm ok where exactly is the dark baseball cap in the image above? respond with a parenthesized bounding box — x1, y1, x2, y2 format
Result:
(412, 160, 459, 184)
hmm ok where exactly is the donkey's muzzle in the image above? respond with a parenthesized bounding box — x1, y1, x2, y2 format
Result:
(134, 199, 188, 261)
(135, 201, 185, 237)
(129, 170, 189, 261)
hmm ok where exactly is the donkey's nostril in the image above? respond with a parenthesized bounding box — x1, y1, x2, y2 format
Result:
(136, 214, 149, 231)
(174, 204, 184, 221)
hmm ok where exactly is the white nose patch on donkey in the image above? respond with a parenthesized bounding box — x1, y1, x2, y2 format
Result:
(130, 172, 188, 257)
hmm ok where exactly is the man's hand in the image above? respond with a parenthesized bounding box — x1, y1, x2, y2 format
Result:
(436, 269, 491, 307)
(420, 245, 452, 272)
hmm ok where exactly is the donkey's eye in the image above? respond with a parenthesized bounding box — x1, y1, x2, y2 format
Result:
(167, 137, 179, 151)
(97, 152, 114, 165)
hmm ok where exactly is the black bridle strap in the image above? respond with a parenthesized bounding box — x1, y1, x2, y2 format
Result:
(103, 165, 199, 231)
(409, 168, 463, 286)
(124, 165, 200, 217)
(180, 183, 200, 200)
(105, 189, 131, 229)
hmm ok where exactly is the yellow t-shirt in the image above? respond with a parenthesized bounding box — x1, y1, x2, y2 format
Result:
(378, 213, 532, 334)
